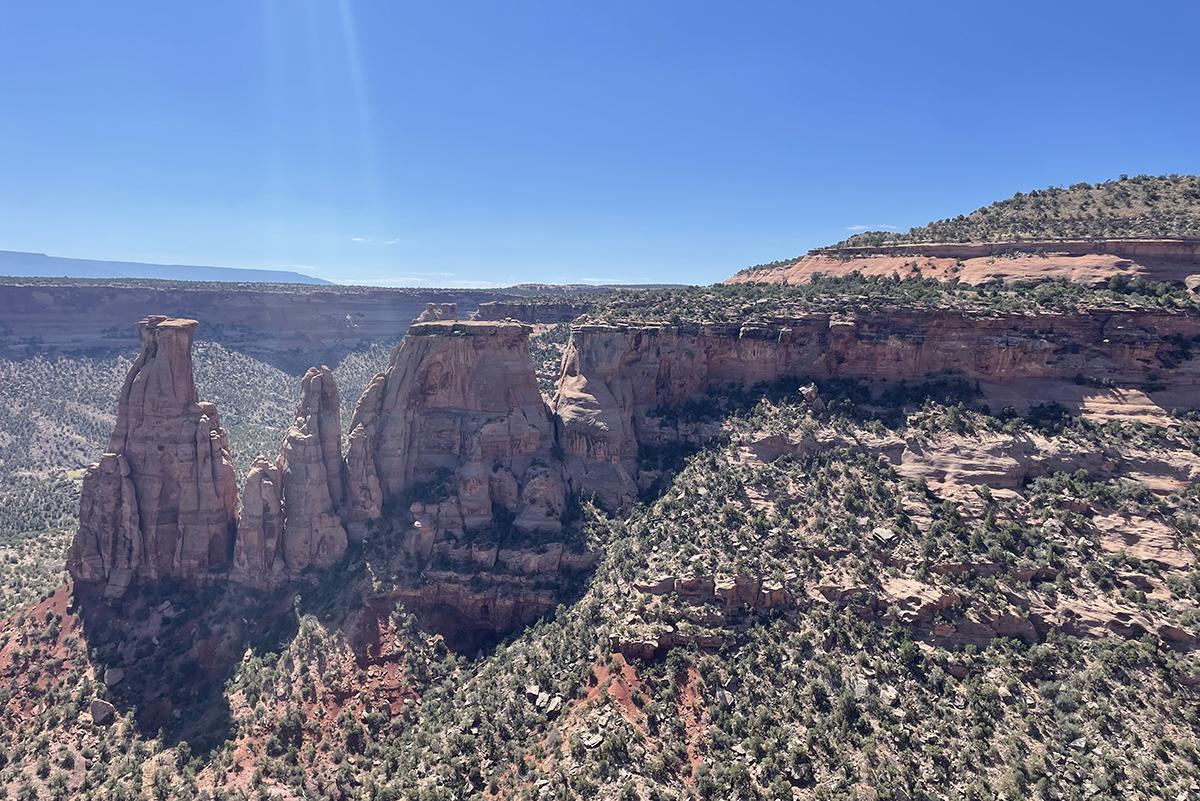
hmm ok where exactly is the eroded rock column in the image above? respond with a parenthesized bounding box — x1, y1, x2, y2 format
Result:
(68, 316, 238, 596)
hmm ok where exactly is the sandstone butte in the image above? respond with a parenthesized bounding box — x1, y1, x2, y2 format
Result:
(69, 307, 1200, 599)
(725, 238, 1200, 288)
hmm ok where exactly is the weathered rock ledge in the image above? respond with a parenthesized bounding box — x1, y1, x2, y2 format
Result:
(726, 238, 1200, 287)
(473, 299, 593, 323)
(554, 309, 1200, 506)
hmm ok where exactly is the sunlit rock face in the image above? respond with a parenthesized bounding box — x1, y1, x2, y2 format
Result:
(725, 239, 1200, 287)
(232, 366, 349, 585)
(343, 320, 565, 540)
(68, 316, 238, 596)
(275, 365, 348, 574)
(553, 310, 1200, 508)
(68, 318, 352, 595)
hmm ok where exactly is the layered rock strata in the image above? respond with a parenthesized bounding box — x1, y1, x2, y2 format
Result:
(68, 316, 239, 596)
(553, 310, 1200, 506)
(344, 320, 566, 539)
(232, 366, 348, 583)
(0, 283, 504, 370)
(726, 239, 1200, 287)
(231, 456, 285, 582)
(277, 366, 348, 572)
(70, 306, 1200, 647)
(69, 318, 350, 593)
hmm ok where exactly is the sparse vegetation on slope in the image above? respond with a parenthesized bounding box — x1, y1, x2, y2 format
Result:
(833, 174, 1200, 248)
(587, 274, 1200, 324)
(4, 365, 1199, 800)
(2, 265, 1200, 800)
(530, 323, 572, 394)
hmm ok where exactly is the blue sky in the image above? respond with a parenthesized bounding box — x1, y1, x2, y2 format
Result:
(1, 1, 1197, 287)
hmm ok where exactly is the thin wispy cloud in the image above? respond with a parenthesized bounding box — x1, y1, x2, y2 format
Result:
(350, 236, 404, 245)
(845, 224, 901, 231)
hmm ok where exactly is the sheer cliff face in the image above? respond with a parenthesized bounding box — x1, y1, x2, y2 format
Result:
(344, 321, 564, 539)
(68, 316, 239, 596)
(68, 317, 568, 599)
(0, 283, 503, 370)
(70, 308, 1200, 597)
(553, 311, 1200, 507)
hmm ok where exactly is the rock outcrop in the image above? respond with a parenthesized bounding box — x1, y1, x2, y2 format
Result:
(344, 321, 565, 539)
(414, 302, 458, 323)
(554, 310, 1200, 506)
(275, 366, 348, 574)
(69, 319, 352, 593)
(69, 306, 1200, 646)
(230, 456, 285, 583)
(473, 300, 593, 323)
(726, 239, 1200, 287)
(68, 316, 239, 596)
(232, 366, 349, 583)
(0, 282, 507, 371)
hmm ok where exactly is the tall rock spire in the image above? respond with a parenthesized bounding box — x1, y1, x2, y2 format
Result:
(230, 455, 285, 584)
(68, 316, 238, 596)
(277, 366, 348, 573)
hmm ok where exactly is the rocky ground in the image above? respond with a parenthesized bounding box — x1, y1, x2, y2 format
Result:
(1, 266, 1200, 799)
(3, 368, 1199, 800)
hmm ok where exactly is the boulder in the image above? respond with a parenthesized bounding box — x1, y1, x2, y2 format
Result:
(90, 699, 116, 726)
(414, 302, 458, 323)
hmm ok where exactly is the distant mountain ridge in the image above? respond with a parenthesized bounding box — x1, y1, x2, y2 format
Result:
(0, 249, 330, 285)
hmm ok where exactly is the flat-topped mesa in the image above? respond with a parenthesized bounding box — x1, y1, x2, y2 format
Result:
(68, 316, 239, 596)
(553, 310, 1200, 508)
(343, 320, 565, 543)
